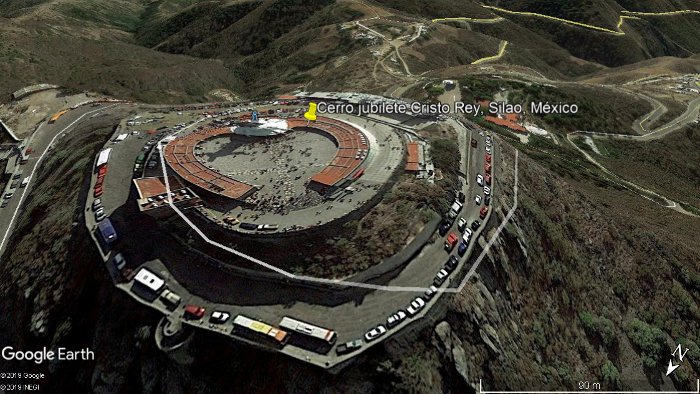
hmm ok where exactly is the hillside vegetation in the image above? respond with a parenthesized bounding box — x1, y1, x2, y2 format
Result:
(1, 0, 700, 101)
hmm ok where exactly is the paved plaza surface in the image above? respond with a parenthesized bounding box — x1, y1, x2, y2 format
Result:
(193, 115, 405, 232)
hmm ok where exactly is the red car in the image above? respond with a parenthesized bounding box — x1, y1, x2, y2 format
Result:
(96, 176, 105, 188)
(98, 166, 108, 176)
(479, 206, 489, 220)
(485, 154, 491, 163)
(184, 305, 206, 320)
(444, 232, 458, 252)
(93, 187, 103, 198)
(484, 163, 492, 175)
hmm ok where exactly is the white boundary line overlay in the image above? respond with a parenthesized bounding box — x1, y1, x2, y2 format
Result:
(479, 379, 700, 394)
(157, 122, 520, 292)
(0, 104, 120, 254)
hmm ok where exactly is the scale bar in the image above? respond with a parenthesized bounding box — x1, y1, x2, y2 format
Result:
(479, 379, 700, 394)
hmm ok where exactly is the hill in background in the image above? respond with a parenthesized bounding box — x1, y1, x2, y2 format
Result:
(0, 0, 699, 101)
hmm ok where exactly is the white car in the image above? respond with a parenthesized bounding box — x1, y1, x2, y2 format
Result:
(365, 325, 387, 342)
(424, 285, 438, 300)
(210, 311, 230, 324)
(434, 269, 450, 286)
(457, 217, 467, 232)
(484, 186, 491, 196)
(486, 145, 492, 154)
(387, 310, 407, 328)
(462, 228, 473, 240)
(476, 174, 484, 186)
(475, 195, 482, 205)
(406, 297, 426, 316)
(94, 207, 105, 222)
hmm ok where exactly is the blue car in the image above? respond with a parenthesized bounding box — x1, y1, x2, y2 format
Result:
(458, 241, 468, 256)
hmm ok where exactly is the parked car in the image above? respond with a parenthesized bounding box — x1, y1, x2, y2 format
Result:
(471, 220, 481, 231)
(457, 191, 465, 203)
(387, 310, 408, 328)
(485, 154, 492, 163)
(475, 195, 482, 205)
(485, 174, 492, 186)
(480, 206, 489, 219)
(210, 311, 231, 324)
(458, 241, 468, 256)
(457, 217, 467, 232)
(160, 290, 181, 309)
(486, 145, 492, 154)
(463, 228, 473, 239)
(92, 198, 102, 210)
(424, 286, 438, 300)
(112, 253, 126, 270)
(3, 191, 14, 200)
(485, 195, 491, 206)
(94, 207, 105, 222)
(434, 269, 449, 286)
(93, 186, 103, 198)
(483, 186, 491, 196)
(485, 163, 492, 174)
(476, 174, 484, 186)
(446, 256, 459, 272)
(364, 325, 387, 342)
(471, 139, 478, 148)
(336, 339, 363, 355)
(98, 166, 108, 176)
(407, 297, 426, 316)
(20, 177, 30, 188)
(184, 305, 206, 320)
(439, 220, 451, 237)
(444, 232, 458, 252)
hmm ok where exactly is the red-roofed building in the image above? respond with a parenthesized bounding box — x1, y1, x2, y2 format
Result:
(405, 142, 425, 173)
(133, 177, 201, 218)
(484, 116, 527, 133)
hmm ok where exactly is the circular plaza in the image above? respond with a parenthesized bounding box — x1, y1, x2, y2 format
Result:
(163, 115, 405, 234)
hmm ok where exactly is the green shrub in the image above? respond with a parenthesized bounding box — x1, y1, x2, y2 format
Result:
(601, 360, 621, 388)
(625, 319, 666, 368)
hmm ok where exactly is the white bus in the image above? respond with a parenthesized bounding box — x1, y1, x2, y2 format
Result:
(279, 317, 337, 346)
(134, 268, 165, 294)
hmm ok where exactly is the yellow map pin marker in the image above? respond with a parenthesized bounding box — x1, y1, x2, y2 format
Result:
(304, 102, 317, 122)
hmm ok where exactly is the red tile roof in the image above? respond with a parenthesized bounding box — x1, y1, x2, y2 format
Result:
(164, 127, 256, 200)
(484, 116, 526, 133)
(406, 142, 421, 172)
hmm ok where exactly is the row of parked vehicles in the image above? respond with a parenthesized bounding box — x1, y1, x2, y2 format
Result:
(361, 130, 498, 357)
(363, 290, 431, 344)
(1, 170, 30, 208)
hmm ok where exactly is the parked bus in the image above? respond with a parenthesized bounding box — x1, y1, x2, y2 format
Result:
(133, 268, 165, 295)
(279, 317, 337, 346)
(232, 315, 289, 347)
(97, 219, 117, 245)
(49, 110, 68, 124)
